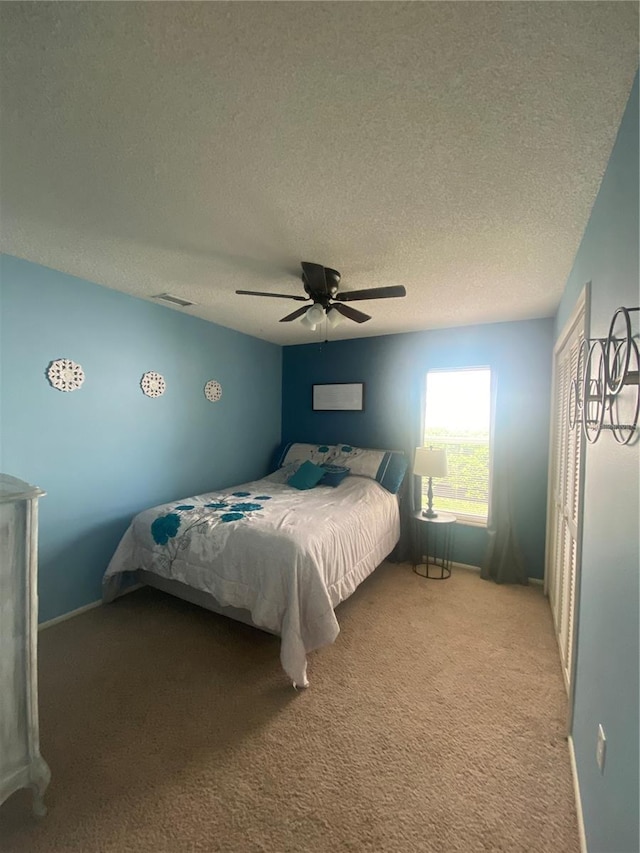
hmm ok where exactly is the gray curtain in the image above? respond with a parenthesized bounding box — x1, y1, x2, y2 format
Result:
(390, 369, 425, 563)
(481, 372, 528, 585)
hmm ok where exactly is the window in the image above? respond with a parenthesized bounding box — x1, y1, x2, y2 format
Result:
(422, 368, 492, 524)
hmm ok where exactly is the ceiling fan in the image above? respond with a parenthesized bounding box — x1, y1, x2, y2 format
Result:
(236, 262, 407, 325)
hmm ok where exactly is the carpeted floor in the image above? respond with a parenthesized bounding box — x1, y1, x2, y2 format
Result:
(0, 563, 580, 853)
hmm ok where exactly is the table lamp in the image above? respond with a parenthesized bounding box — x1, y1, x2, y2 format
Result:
(413, 447, 448, 518)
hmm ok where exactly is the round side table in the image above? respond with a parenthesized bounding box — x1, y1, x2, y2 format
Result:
(412, 510, 457, 580)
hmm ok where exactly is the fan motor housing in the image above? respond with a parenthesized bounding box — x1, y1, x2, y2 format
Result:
(324, 268, 341, 293)
(302, 267, 340, 301)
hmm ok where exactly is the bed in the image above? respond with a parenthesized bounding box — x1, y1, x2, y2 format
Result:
(102, 443, 407, 687)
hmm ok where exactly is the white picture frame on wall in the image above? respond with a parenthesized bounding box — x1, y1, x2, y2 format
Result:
(312, 383, 365, 412)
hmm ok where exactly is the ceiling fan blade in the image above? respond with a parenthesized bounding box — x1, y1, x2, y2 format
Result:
(279, 306, 311, 323)
(335, 285, 407, 302)
(332, 303, 371, 324)
(236, 289, 308, 301)
(301, 262, 328, 296)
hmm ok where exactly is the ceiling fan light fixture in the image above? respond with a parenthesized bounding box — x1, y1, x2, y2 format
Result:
(301, 313, 317, 329)
(327, 307, 344, 328)
(304, 304, 325, 326)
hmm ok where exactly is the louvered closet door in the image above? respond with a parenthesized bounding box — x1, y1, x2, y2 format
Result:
(547, 303, 584, 694)
(549, 346, 568, 618)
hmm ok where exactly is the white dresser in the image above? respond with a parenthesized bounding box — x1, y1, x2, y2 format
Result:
(0, 474, 50, 816)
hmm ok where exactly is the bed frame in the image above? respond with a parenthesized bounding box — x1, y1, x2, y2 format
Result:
(137, 570, 279, 636)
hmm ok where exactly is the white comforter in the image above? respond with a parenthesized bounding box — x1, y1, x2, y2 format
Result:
(102, 473, 400, 686)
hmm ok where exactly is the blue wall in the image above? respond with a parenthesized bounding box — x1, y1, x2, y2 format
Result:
(557, 74, 639, 853)
(0, 255, 282, 623)
(282, 318, 553, 577)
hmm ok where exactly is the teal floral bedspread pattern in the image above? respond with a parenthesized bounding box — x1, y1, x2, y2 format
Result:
(149, 490, 271, 572)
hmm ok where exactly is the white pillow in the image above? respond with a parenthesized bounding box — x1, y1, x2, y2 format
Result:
(329, 444, 386, 479)
(278, 442, 337, 468)
(330, 444, 408, 494)
(265, 461, 301, 484)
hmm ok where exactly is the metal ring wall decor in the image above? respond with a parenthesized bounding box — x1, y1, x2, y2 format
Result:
(606, 307, 634, 395)
(582, 340, 607, 444)
(610, 333, 639, 445)
(569, 306, 639, 445)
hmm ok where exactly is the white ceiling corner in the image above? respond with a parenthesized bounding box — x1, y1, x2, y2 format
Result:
(0, 2, 638, 345)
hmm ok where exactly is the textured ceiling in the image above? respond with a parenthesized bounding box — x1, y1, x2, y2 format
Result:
(1, 2, 638, 345)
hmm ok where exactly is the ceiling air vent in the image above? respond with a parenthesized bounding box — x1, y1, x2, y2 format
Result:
(153, 293, 196, 308)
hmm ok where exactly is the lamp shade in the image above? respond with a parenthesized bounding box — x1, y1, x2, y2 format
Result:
(413, 447, 448, 478)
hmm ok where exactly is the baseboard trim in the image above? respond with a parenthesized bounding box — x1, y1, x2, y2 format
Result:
(450, 562, 544, 585)
(39, 599, 101, 631)
(568, 735, 588, 853)
(38, 582, 144, 631)
(451, 561, 482, 572)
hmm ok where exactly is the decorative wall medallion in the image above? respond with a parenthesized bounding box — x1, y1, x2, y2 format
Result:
(204, 379, 222, 402)
(47, 358, 85, 392)
(141, 371, 166, 398)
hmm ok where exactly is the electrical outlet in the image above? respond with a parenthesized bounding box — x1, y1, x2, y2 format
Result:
(596, 724, 607, 773)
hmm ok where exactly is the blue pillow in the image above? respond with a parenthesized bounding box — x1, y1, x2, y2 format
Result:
(321, 464, 350, 487)
(375, 452, 408, 495)
(287, 460, 326, 490)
